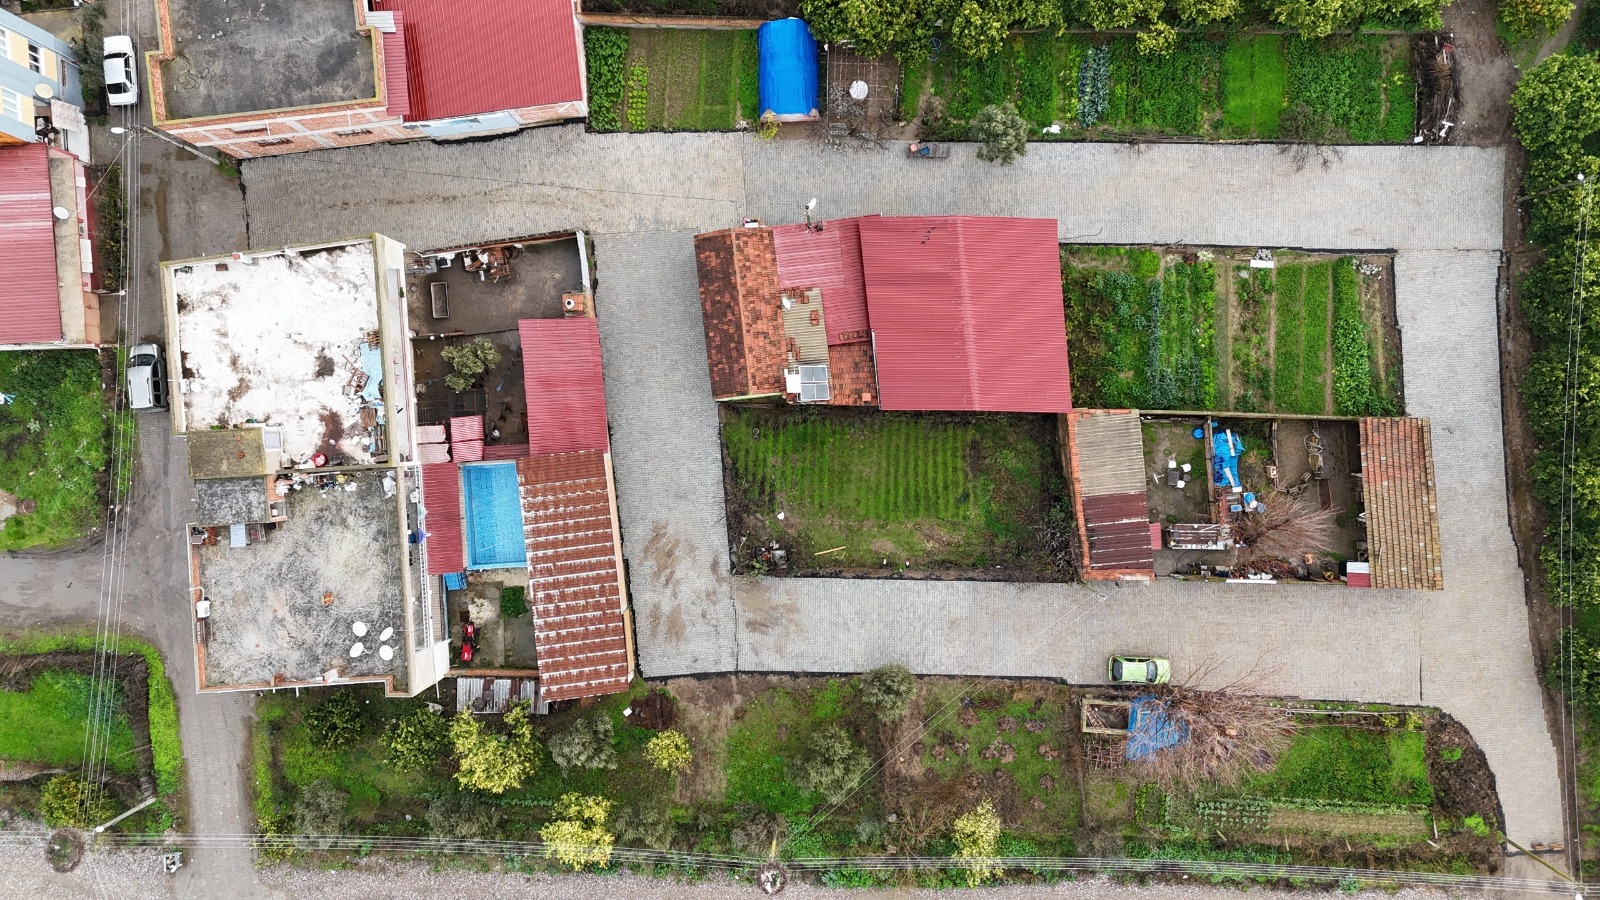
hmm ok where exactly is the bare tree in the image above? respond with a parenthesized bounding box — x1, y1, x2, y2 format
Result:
(1130, 655, 1296, 791)
(1233, 492, 1339, 564)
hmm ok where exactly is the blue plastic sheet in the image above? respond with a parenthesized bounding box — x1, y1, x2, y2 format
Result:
(758, 18, 820, 122)
(1126, 696, 1189, 760)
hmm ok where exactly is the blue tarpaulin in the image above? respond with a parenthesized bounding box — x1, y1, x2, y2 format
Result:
(442, 572, 467, 591)
(758, 18, 820, 123)
(1211, 427, 1242, 492)
(1126, 696, 1188, 760)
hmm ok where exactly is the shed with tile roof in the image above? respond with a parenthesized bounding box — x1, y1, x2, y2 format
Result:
(694, 228, 787, 401)
(1358, 417, 1443, 590)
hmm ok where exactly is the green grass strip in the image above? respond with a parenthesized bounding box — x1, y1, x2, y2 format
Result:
(1221, 35, 1286, 138)
(1300, 262, 1333, 414)
(1272, 264, 1305, 412)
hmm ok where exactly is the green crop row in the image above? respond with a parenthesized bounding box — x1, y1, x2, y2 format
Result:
(583, 27, 629, 132)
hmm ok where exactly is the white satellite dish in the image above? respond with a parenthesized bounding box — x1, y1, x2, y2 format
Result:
(52, 206, 70, 221)
(352, 621, 368, 637)
(349, 642, 365, 658)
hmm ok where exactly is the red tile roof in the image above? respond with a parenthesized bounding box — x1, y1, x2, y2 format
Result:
(420, 462, 465, 574)
(771, 216, 876, 345)
(380, 13, 412, 119)
(694, 229, 786, 400)
(377, 0, 584, 122)
(857, 216, 1071, 413)
(516, 451, 632, 702)
(0, 144, 64, 345)
(1358, 417, 1443, 590)
(519, 317, 610, 455)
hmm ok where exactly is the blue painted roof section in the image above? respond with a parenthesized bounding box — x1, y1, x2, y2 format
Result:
(1126, 696, 1188, 760)
(757, 18, 818, 122)
(461, 462, 528, 570)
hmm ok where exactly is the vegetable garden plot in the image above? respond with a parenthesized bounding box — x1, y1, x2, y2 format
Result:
(1064, 247, 1401, 416)
(588, 28, 758, 132)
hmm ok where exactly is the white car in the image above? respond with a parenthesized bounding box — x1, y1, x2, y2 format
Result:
(126, 343, 167, 412)
(103, 35, 138, 108)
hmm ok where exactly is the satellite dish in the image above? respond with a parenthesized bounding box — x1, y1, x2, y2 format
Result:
(379, 645, 394, 661)
(805, 198, 817, 211)
(52, 207, 70, 221)
(349, 642, 365, 658)
(33, 83, 55, 100)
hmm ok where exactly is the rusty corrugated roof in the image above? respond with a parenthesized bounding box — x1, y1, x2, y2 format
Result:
(857, 216, 1072, 413)
(1080, 492, 1155, 571)
(694, 228, 786, 400)
(771, 216, 877, 345)
(420, 462, 465, 574)
(1066, 410, 1154, 577)
(377, 0, 583, 122)
(516, 451, 632, 702)
(380, 13, 412, 119)
(0, 144, 64, 345)
(519, 317, 610, 455)
(1359, 417, 1443, 590)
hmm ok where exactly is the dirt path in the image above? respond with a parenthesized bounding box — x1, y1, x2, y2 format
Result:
(1440, 0, 1516, 147)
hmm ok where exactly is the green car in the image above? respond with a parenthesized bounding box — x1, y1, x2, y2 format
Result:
(1108, 655, 1171, 684)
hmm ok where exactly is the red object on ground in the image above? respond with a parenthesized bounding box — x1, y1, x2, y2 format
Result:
(519, 318, 610, 455)
(376, 0, 584, 122)
(0, 144, 65, 345)
(856, 216, 1072, 413)
(311, 452, 328, 467)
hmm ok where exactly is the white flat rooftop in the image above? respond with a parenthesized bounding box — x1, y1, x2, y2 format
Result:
(170, 242, 386, 465)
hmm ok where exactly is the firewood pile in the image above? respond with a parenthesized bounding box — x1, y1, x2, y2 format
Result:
(1413, 32, 1458, 144)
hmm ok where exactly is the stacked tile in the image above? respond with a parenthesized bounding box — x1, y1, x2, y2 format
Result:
(1358, 417, 1444, 590)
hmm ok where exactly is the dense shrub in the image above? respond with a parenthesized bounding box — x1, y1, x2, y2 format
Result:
(612, 802, 676, 850)
(426, 791, 503, 841)
(549, 713, 617, 772)
(450, 703, 542, 794)
(541, 793, 615, 870)
(381, 706, 449, 772)
(856, 664, 916, 722)
(303, 689, 369, 750)
(951, 801, 1002, 885)
(1499, 0, 1574, 37)
(39, 775, 113, 828)
(293, 780, 348, 847)
(643, 729, 692, 774)
(972, 102, 1029, 165)
(789, 724, 870, 803)
(499, 585, 528, 618)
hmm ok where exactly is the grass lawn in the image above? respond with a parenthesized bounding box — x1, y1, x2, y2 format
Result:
(720, 408, 1062, 573)
(618, 28, 758, 131)
(1245, 726, 1433, 808)
(0, 670, 136, 774)
(0, 350, 127, 550)
(917, 32, 1413, 143)
(1221, 35, 1286, 137)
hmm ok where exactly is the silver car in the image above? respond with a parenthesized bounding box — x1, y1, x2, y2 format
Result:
(103, 35, 138, 108)
(126, 343, 166, 411)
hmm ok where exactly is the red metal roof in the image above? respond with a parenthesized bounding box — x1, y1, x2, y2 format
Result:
(516, 451, 631, 702)
(420, 462, 465, 574)
(770, 215, 876, 345)
(377, 0, 584, 122)
(0, 144, 64, 345)
(450, 415, 483, 442)
(380, 13, 412, 120)
(482, 442, 529, 461)
(454, 440, 484, 462)
(520, 317, 610, 455)
(857, 216, 1071, 413)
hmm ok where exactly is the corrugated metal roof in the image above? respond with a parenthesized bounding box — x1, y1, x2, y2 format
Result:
(0, 144, 64, 345)
(419, 443, 451, 463)
(450, 415, 483, 442)
(520, 317, 610, 455)
(856, 216, 1072, 413)
(1070, 411, 1147, 496)
(1358, 417, 1443, 590)
(454, 439, 484, 462)
(516, 451, 631, 703)
(380, 13, 412, 119)
(482, 442, 529, 461)
(417, 423, 447, 444)
(421, 462, 465, 574)
(779, 287, 828, 364)
(771, 216, 876, 345)
(377, 0, 584, 122)
(454, 675, 539, 714)
(1080, 492, 1155, 572)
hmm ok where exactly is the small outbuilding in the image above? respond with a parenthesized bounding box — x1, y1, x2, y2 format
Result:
(757, 18, 820, 123)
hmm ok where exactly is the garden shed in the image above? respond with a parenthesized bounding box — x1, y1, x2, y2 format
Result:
(1065, 409, 1154, 579)
(757, 18, 820, 122)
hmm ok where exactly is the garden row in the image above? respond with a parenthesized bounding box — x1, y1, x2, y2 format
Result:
(719, 408, 1069, 576)
(584, 27, 758, 132)
(249, 673, 1500, 883)
(1063, 246, 1401, 416)
(911, 32, 1415, 143)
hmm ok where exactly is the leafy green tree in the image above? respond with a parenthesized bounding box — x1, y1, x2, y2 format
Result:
(303, 689, 369, 750)
(1134, 20, 1178, 56)
(441, 339, 501, 391)
(450, 703, 542, 794)
(381, 706, 449, 772)
(972, 102, 1030, 166)
(541, 793, 615, 869)
(1080, 0, 1164, 29)
(426, 791, 504, 841)
(643, 729, 693, 775)
(800, 0, 922, 58)
(951, 801, 1002, 885)
(790, 724, 870, 803)
(39, 775, 113, 828)
(1173, 0, 1239, 23)
(612, 802, 676, 850)
(950, 0, 1009, 59)
(857, 664, 916, 722)
(1500, 0, 1574, 36)
(549, 713, 617, 772)
(293, 780, 348, 848)
(1510, 54, 1600, 156)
